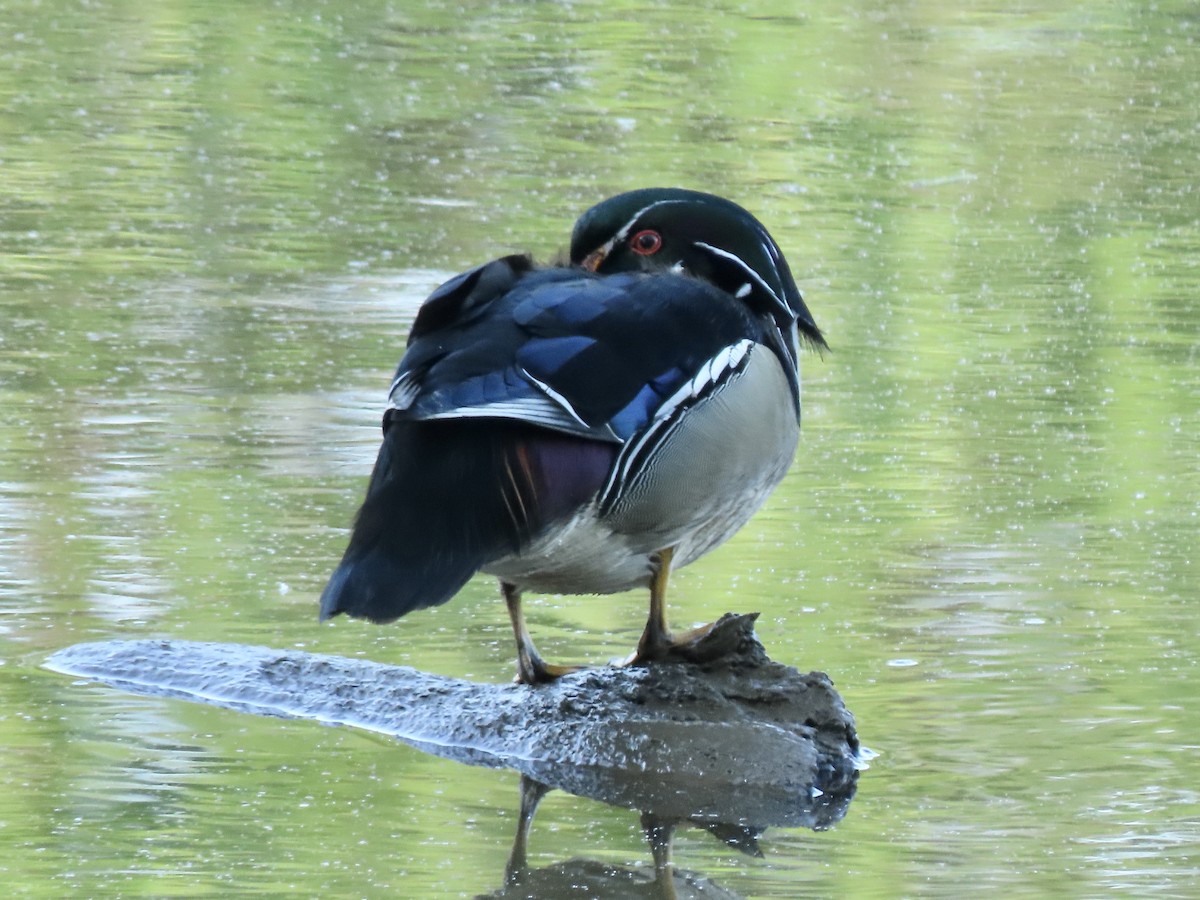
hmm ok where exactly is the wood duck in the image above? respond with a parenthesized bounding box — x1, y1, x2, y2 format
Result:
(319, 188, 826, 684)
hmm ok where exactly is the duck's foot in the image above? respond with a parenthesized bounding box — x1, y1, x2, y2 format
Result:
(514, 651, 585, 686)
(504, 580, 587, 685)
(623, 611, 762, 668)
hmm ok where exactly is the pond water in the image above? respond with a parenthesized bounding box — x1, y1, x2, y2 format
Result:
(2, 1, 1197, 896)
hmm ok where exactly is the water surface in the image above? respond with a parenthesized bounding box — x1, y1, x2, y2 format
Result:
(2, 1, 1198, 896)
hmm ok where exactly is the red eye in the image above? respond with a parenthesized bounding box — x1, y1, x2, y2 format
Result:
(629, 229, 663, 256)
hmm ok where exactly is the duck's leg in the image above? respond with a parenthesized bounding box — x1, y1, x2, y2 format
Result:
(502, 580, 581, 685)
(632, 547, 677, 661)
(628, 546, 744, 665)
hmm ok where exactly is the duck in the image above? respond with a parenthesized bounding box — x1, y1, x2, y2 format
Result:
(319, 188, 826, 684)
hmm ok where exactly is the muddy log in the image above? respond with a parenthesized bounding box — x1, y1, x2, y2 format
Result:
(45, 612, 861, 831)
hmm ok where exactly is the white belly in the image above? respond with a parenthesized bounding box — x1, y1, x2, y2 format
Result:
(482, 345, 799, 594)
(482, 506, 656, 594)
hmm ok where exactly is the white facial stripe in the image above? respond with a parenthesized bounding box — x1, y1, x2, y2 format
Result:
(613, 198, 690, 243)
(762, 236, 782, 265)
(692, 241, 789, 317)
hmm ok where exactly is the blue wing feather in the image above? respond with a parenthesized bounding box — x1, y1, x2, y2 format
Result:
(391, 257, 770, 443)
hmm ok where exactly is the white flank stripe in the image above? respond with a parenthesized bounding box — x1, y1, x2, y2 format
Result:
(519, 369, 590, 428)
(421, 398, 584, 431)
(388, 371, 421, 410)
(600, 339, 755, 509)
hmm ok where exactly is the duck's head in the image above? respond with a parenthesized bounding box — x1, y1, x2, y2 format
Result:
(569, 187, 827, 353)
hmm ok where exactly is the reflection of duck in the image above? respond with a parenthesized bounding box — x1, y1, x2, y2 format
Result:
(319, 188, 827, 683)
(479, 776, 745, 900)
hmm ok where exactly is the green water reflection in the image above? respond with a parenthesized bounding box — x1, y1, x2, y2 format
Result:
(3, 0, 1198, 896)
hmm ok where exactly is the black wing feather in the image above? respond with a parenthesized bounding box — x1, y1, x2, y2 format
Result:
(319, 418, 614, 623)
